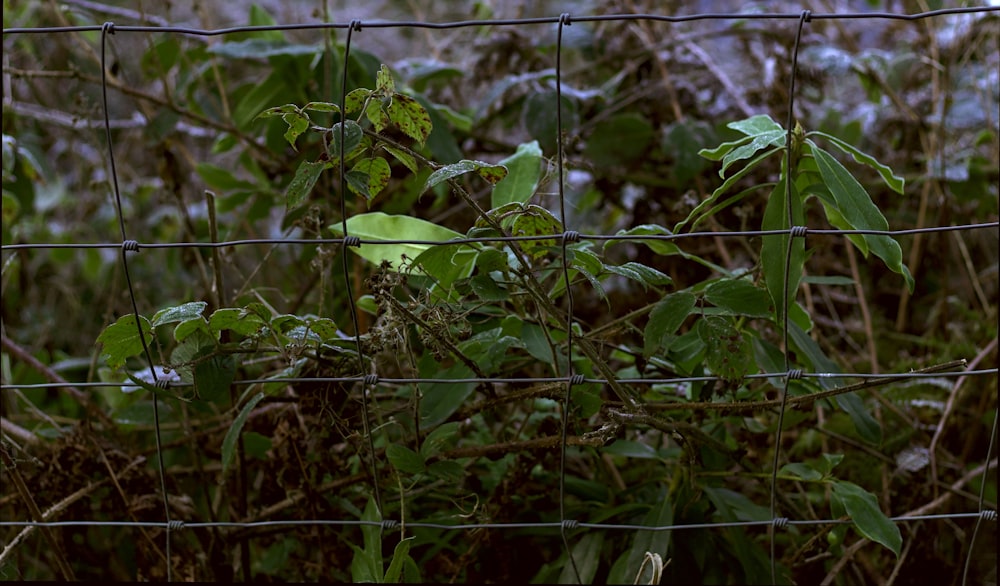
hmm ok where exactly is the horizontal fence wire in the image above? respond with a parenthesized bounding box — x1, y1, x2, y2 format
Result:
(2, 4, 998, 584)
(2, 221, 998, 251)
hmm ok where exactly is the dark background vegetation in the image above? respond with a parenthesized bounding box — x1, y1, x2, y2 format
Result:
(2, 0, 997, 583)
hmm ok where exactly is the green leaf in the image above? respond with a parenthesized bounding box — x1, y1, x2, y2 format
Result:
(351, 497, 383, 582)
(697, 316, 753, 385)
(420, 422, 461, 458)
(328, 120, 363, 159)
(811, 145, 913, 290)
(603, 440, 659, 459)
(347, 157, 392, 202)
(603, 261, 672, 289)
(663, 120, 715, 188)
(194, 354, 236, 403)
(507, 204, 561, 260)
(344, 87, 372, 115)
(836, 392, 882, 445)
(209, 307, 266, 336)
(809, 131, 904, 194)
(644, 291, 696, 358)
(729, 113, 784, 136)
(419, 363, 476, 427)
(281, 111, 311, 149)
(608, 224, 680, 256)
(303, 101, 340, 113)
(760, 173, 805, 325)
(387, 93, 433, 144)
(522, 89, 579, 154)
(174, 317, 211, 342)
(411, 244, 479, 295)
(386, 443, 426, 475)
(151, 302, 207, 327)
(424, 160, 508, 192)
(98, 314, 153, 370)
(718, 130, 786, 177)
(469, 274, 509, 301)
(221, 392, 265, 476)
(491, 141, 543, 208)
(383, 145, 418, 174)
(831, 481, 902, 556)
(376, 64, 396, 94)
(625, 490, 673, 582)
(365, 100, 390, 133)
(285, 160, 330, 211)
(704, 279, 771, 318)
(583, 112, 654, 168)
(558, 532, 604, 584)
(329, 212, 473, 271)
(383, 537, 414, 583)
(780, 462, 823, 481)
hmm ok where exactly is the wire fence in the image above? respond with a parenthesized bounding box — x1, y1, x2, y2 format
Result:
(2, 4, 998, 583)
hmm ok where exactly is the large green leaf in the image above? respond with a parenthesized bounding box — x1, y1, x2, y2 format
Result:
(386, 444, 426, 475)
(387, 93, 433, 144)
(347, 157, 391, 202)
(419, 363, 476, 426)
(329, 212, 475, 271)
(98, 314, 154, 370)
(697, 316, 753, 385)
(491, 141, 543, 208)
(644, 291, 696, 358)
(704, 279, 771, 318)
(194, 354, 236, 403)
(811, 145, 913, 290)
(832, 480, 902, 556)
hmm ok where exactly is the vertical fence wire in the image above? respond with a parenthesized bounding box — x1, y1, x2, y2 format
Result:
(1, 6, 998, 583)
(554, 13, 584, 584)
(98, 20, 175, 583)
(336, 19, 384, 519)
(769, 10, 811, 584)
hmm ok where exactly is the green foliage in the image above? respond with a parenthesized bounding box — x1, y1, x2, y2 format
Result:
(6, 5, 995, 582)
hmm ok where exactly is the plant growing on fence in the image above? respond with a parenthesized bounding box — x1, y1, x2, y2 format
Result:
(91, 60, 920, 581)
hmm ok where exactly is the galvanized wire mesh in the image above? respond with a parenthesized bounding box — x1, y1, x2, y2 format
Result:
(2, 5, 998, 583)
